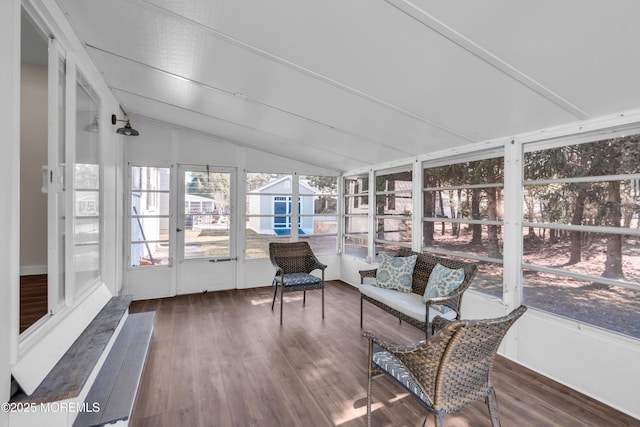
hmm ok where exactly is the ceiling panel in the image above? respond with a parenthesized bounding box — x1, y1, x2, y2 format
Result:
(87, 48, 461, 166)
(62, 0, 481, 169)
(406, 0, 640, 117)
(56, 0, 640, 172)
(114, 90, 365, 172)
(139, 0, 578, 138)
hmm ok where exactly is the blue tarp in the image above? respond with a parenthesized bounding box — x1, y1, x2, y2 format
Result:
(273, 229, 305, 236)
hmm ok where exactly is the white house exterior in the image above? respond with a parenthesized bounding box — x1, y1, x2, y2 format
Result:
(247, 176, 317, 235)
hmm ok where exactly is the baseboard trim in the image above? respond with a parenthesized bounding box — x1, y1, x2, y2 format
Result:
(20, 265, 47, 276)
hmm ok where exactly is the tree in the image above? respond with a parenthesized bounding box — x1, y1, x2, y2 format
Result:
(187, 171, 230, 209)
(423, 170, 437, 245)
(306, 175, 337, 193)
(484, 158, 503, 258)
(555, 135, 640, 278)
(246, 173, 274, 192)
(305, 176, 337, 213)
(471, 188, 482, 244)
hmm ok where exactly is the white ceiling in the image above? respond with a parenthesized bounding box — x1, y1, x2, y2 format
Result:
(55, 0, 640, 172)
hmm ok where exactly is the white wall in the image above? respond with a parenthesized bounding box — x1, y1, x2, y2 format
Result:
(102, 112, 125, 297)
(19, 64, 47, 273)
(1, 1, 21, 426)
(125, 119, 340, 298)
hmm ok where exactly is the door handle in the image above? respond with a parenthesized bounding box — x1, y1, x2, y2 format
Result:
(176, 228, 183, 232)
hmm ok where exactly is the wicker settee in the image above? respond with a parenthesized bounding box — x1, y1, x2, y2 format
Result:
(359, 248, 478, 337)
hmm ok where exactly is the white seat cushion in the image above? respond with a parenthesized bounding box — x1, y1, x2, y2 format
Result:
(360, 284, 457, 323)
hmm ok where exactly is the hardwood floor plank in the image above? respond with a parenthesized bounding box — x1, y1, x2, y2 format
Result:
(217, 355, 273, 426)
(19, 275, 48, 333)
(241, 356, 306, 426)
(129, 281, 640, 427)
(194, 347, 233, 427)
(167, 345, 197, 414)
(274, 376, 333, 427)
(129, 339, 172, 420)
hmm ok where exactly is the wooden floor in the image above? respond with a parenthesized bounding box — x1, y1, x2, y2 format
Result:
(19, 274, 48, 333)
(128, 281, 640, 427)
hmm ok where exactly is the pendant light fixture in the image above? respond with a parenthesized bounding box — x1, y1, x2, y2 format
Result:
(111, 114, 140, 136)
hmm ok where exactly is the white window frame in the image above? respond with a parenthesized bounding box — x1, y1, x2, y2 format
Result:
(126, 163, 172, 270)
(343, 173, 370, 260)
(522, 127, 640, 293)
(299, 174, 338, 255)
(374, 166, 413, 257)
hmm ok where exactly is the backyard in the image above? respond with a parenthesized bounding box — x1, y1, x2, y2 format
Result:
(434, 225, 640, 339)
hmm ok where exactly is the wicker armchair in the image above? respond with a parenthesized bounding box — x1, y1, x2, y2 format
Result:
(269, 242, 327, 324)
(359, 248, 478, 337)
(363, 305, 527, 427)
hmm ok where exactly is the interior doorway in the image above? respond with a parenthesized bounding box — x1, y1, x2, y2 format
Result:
(19, 10, 50, 333)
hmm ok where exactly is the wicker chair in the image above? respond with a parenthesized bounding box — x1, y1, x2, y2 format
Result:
(363, 305, 527, 427)
(269, 241, 327, 324)
(359, 248, 478, 338)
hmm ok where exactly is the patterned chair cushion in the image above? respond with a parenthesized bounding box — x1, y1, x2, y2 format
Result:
(422, 263, 465, 313)
(275, 272, 322, 286)
(372, 351, 431, 407)
(375, 252, 417, 293)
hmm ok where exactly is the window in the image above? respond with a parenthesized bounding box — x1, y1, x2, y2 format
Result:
(73, 71, 101, 295)
(129, 166, 171, 267)
(183, 168, 231, 260)
(344, 173, 369, 258)
(245, 173, 337, 258)
(375, 168, 412, 257)
(246, 173, 292, 259)
(299, 175, 338, 255)
(523, 134, 640, 338)
(422, 156, 504, 297)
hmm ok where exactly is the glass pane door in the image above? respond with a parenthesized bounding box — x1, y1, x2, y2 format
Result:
(182, 168, 231, 260)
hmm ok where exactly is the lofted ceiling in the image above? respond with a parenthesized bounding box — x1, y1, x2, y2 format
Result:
(55, 0, 640, 172)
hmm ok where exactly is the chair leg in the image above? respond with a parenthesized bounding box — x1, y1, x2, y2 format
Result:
(321, 286, 325, 318)
(271, 283, 278, 311)
(303, 290, 306, 306)
(426, 313, 431, 339)
(486, 388, 502, 427)
(360, 296, 363, 329)
(280, 287, 284, 325)
(366, 339, 374, 427)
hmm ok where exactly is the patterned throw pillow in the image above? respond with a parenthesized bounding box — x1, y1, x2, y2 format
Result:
(422, 263, 465, 312)
(374, 252, 417, 293)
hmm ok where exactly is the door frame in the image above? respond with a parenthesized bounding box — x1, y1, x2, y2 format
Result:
(176, 164, 236, 294)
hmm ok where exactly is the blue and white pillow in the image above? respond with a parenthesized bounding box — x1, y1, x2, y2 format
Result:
(422, 263, 465, 312)
(374, 252, 417, 293)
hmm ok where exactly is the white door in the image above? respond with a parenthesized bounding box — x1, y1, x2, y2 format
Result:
(177, 165, 235, 294)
